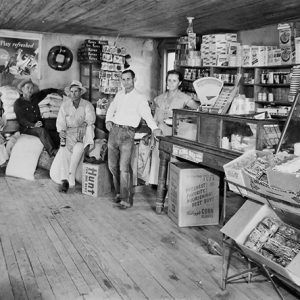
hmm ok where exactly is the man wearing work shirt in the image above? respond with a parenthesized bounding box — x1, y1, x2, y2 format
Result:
(14, 79, 60, 157)
(106, 69, 162, 209)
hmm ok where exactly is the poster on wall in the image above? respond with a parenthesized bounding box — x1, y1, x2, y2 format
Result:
(0, 31, 42, 86)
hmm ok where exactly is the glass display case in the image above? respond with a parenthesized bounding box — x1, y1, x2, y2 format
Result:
(276, 91, 300, 154)
(80, 63, 102, 104)
(172, 109, 284, 153)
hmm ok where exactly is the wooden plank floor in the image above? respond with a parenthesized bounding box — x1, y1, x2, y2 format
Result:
(0, 169, 299, 300)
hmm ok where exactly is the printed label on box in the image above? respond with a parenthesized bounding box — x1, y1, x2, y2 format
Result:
(82, 164, 99, 197)
(168, 162, 219, 227)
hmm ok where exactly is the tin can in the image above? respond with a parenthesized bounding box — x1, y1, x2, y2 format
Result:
(60, 131, 66, 147)
(268, 93, 274, 102)
(262, 93, 267, 102)
(60, 136, 66, 147)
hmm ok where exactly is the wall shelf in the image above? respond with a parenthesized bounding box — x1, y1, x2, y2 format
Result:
(255, 101, 292, 106)
(255, 84, 290, 88)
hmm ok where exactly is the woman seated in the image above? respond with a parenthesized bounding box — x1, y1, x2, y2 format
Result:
(50, 80, 96, 192)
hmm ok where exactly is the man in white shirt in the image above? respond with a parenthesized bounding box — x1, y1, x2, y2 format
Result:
(106, 69, 162, 209)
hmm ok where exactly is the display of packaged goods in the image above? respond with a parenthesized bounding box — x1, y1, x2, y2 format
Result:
(101, 62, 114, 71)
(100, 86, 120, 94)
(210, 86, 237, 114)
(221, 201, 300, 286)
(102, 45, 126, 56)
(224, 150, 300, 210)
(177, 36, 189, 44)
(113, 63, 123, 72)
(100, 78, 109, 87)
(112, 72, 122, 80)
(113, 55, 125, 64)
(244, 217, 300, 268)
(217, 54, 229, 66)
(102, 53, 113, 62)
(223, 150, 260, 196)
(188, 33, 196, 50)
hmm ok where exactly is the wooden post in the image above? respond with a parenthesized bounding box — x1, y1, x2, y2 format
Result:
(155, 149, 170, 214)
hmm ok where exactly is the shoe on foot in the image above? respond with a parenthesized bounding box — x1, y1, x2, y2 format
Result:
(59, 180, 69, 193)
(112, 194, 121, 203)
(118, 200, 132, 209)
(68, 185, 76, 193)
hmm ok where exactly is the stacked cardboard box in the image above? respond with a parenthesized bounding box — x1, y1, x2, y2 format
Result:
(242, 45, 281, 66)
(296, 37, 300, 64)
(201, 33, 239, 66)
(278, 23, 296, 65)
(175, 36, 201, 67)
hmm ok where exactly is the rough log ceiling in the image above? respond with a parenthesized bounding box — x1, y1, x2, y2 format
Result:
(0, 0, 299, 38)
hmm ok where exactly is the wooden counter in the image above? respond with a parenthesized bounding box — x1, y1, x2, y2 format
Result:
(155, 136, 239, 213)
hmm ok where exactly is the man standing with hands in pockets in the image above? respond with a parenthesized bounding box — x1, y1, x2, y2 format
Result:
(106, 69, 162, 209)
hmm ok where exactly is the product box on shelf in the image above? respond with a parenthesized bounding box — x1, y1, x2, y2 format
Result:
(221, 200, 300, 287)
(82, 163, 112, 197)
(242, 45, 251, 66)
(257, 46, 267, 66)
(278, 23, 295, 48)
(273, 48, 282, 65)
(251, 46, 259, 66)
(168, 162, 220, 227)
(296, 37, 300, 64)
(281, 46, 295, 64)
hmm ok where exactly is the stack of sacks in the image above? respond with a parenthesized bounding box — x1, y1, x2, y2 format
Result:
(0, 117, 20, 165)
(0, 85, 20, 120)
(38, 93, 63, 119)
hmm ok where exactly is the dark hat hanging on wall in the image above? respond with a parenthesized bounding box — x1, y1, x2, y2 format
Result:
(47, 46, 73, 71)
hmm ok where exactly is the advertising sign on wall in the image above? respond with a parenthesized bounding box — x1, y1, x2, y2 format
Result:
(0, 31, 42, 85)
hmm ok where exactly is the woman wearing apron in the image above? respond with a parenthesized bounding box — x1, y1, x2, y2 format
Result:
(148, 70, 199, 185)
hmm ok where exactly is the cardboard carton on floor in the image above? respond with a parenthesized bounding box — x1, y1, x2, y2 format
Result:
(82, 162, 112, 197)
(221, 200, 300, 286)
(168, 162, 220, 227)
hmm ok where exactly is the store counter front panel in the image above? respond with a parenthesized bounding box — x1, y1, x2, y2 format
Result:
(172, 145, 203, 163)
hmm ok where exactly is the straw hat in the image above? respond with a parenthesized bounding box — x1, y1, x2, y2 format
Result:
(17, 78, 34, 92)
(64, 80, 87, 96)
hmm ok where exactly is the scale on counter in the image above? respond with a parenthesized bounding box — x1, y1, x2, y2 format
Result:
(193, 77, 223, 107)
